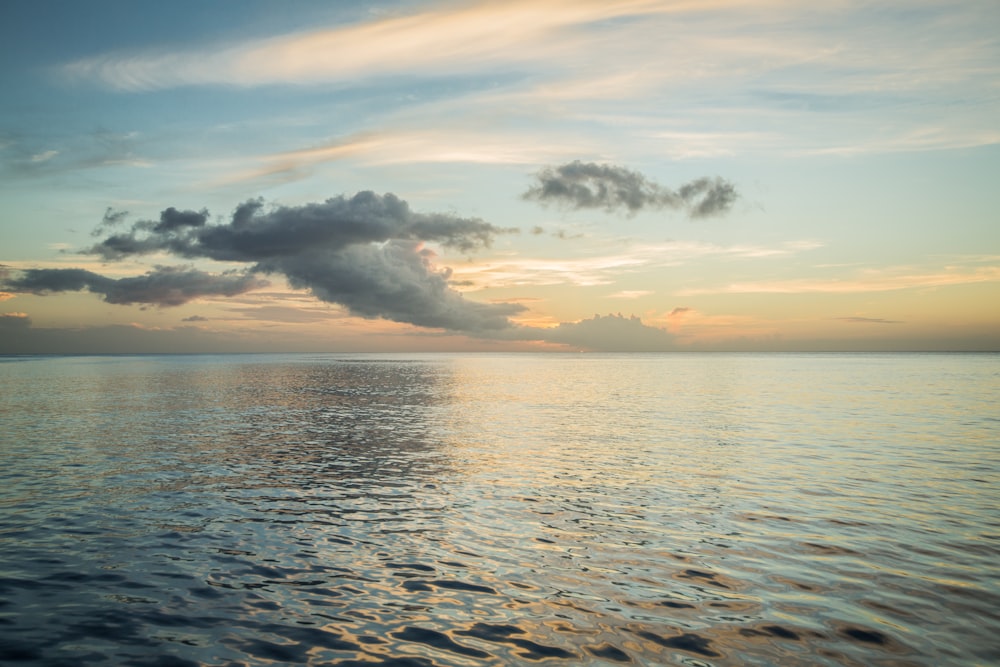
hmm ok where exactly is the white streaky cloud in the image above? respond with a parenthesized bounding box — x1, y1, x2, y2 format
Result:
(453, 240, 820, 290)
(297, 130, 586, 166)
(30, 150, 59, 163)
(59, 0, 1000, 160)
(675, 266, 1000, 296)
(454, 255, 646, 289)
(609, 290, 654, 299)
(60, 0, 831, 94)
(645, 130, 777, 158)
(62, 0, 679, 91)
(214, 129, 594, 185)
(798, 125, 1000, 157)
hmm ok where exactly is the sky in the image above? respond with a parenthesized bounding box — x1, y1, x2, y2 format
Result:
(1, 0, 999, 353)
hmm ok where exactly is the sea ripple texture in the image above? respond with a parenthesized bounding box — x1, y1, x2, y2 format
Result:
(1, 353, 998, 666)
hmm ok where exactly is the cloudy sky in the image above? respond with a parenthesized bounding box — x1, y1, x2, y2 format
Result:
(1, 0, 998, 353)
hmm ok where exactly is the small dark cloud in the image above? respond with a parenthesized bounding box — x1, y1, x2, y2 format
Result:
(2, 266, 268, 307)
(678, 177, 739, 219)
(182, 315, 209, 322)
(532, 313, 675, 352)
(523, 161, 738, 218)
(668, 306, 691, 317)
(91, 207, 130, 236)
(531, 226, 545, 235)
(152, 207, 208, 233)
(836, 316, 902, 324)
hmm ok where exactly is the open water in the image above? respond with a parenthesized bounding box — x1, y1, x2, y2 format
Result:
(1, 353, 998, 666)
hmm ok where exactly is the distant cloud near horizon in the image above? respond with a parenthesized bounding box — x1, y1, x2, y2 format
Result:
(2, 266, 267, 307)
(532, 313, 675, 352)
(523, 161, 739, 218)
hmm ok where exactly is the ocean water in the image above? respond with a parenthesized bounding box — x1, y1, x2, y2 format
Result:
(1, 353, 997, 666)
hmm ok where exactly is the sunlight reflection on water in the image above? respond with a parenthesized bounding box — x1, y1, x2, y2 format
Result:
(1, 353, 998, 665)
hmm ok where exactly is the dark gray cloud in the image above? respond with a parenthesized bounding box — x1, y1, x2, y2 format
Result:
(2, 266, 267, 307)
(677, 177, 739, 219)
(91, 207, 130, 237)
(71, 191, 523, 333)
(152, 207, 208, 233)
(84, 191, 512, 261)
(523, 161, 738, 218)
(258, 240, 523, 332)
(4, 268, 101, 293)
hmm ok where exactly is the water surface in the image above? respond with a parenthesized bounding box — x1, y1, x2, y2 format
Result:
(1, 353, 997, 665)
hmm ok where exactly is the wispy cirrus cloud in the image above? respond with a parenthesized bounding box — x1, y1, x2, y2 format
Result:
(608, 290, 653, 299)
(1, 130, 151, 179)
(216, 129, 590, 185)
(455, 254, 645, 289)
(62, 0, 673, 91)
(454, 239, 820, 289)
(30, 150, 59, 163)
(50, 0, 999, 166)
(676, 265, 1000, 296)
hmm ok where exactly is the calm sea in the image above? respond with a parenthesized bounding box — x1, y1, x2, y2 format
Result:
(1, 353, 997, 666)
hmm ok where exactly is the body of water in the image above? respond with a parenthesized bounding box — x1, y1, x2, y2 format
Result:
(1, 353, 997, 665)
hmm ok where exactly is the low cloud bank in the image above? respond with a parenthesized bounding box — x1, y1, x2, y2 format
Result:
(2, 266, 267, 307)
(524, 161, 738, 218)
(501, 313, 675, 352)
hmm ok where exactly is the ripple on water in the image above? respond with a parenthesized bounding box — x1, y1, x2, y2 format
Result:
(1, 353, 998, 665)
